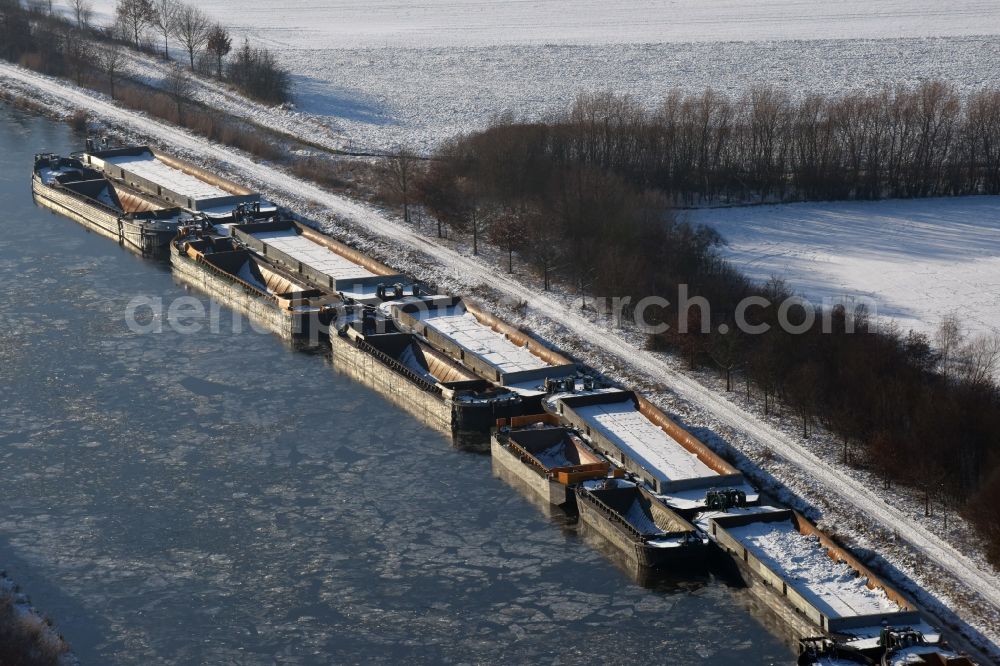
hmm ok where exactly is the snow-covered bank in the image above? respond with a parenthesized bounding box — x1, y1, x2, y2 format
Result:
(0, 574, 76, 666)
(690, 198, 1000, 338)
(3, 61, 999, 659)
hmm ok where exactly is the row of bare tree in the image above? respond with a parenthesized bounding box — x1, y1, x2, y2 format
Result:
(111, 0, 230, 72)
(447, 84, 1000, 205)
(113, 0, 289, 102)
(0, 0, 290, 105)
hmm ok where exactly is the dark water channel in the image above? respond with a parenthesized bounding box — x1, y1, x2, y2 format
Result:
(0, 106, 793, 664)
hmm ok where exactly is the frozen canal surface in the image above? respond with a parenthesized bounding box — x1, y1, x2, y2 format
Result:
(0, 107, 792, 664)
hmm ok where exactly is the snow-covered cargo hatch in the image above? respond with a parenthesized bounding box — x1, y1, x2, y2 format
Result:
(384, 296, 577, 386)
(82, 146, 262, 214)
(709, 510, 920, 634)
(553, 390, 743, 494)
(231, 220, 413, 302)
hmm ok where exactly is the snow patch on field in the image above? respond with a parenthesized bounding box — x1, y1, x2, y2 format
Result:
(690, 197, 1000, 337)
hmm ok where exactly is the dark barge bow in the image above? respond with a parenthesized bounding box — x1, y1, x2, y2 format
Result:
(576, 482, 707, 568)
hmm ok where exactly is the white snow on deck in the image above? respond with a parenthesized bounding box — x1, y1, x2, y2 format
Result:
(621, 496, 665, 536)
(728, 520, 902, 619)
(249, 229, 375, 282)
(575, 401, 716, 484)
(413, 306, 548, 374)
(104, 153, 227, 201)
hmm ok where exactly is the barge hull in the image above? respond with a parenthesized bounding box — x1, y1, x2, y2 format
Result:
(170, 246, 313, 342)
(329, 334, 454, 436)
(575, 490, 699, 568)
(728, 554, 828, 643)
(489, 436, 569, 506)
(32, 177, 171, 257)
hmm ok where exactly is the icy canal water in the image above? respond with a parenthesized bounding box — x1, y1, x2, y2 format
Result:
(0, 107, 793, 664)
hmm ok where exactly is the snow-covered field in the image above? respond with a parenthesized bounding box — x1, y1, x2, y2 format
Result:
(65, 1, 1000, 151)
(78, 0, 1000, 49)
(690, 198, 1000, 338)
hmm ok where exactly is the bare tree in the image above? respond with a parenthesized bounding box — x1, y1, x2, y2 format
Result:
(97, 42, 127, 98)
(526, 222, 563, 291)
(70, 0, 93, 30)
(174, 4, 209, 70)
(935, 312, 963, 380)
(116, 0, 158, 47)
(488, 207, 529, 273)
(384, 147, 418, 224)
(708, 325, 744, 392)
(453, 175, 490, 255)
(151, 0, 177, 59)
(960, 333, 1000, 387)
(205, 23, 231, 78)
(62, 26, 91, 85)
(164, 63, 192, 118)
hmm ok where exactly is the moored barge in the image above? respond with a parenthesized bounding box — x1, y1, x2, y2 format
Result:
(575, 479, 708, 568)
(340, 315, 522, 435)
(549, 390, 756, 513)
(171, 231, 339, 341)
(709, 510, 921, 643)
(383, 295, 579, 412)
(491, 415, 617, 507)
(32, 153, 198, 256)
(80, 145, 274, 219)
(230, 220, 409, 301)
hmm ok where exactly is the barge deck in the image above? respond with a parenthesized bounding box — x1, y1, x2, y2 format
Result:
(384, 296, 578, 411)
(81, 145, 273, 219)
(231, 220, 411, 301)
(551, 390, 750, 506)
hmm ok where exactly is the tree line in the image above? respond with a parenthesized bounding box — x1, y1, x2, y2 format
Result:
(422, 85, 1000, 206)
(411, 87, 1000, 565)
(0, 0, 290, 105)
